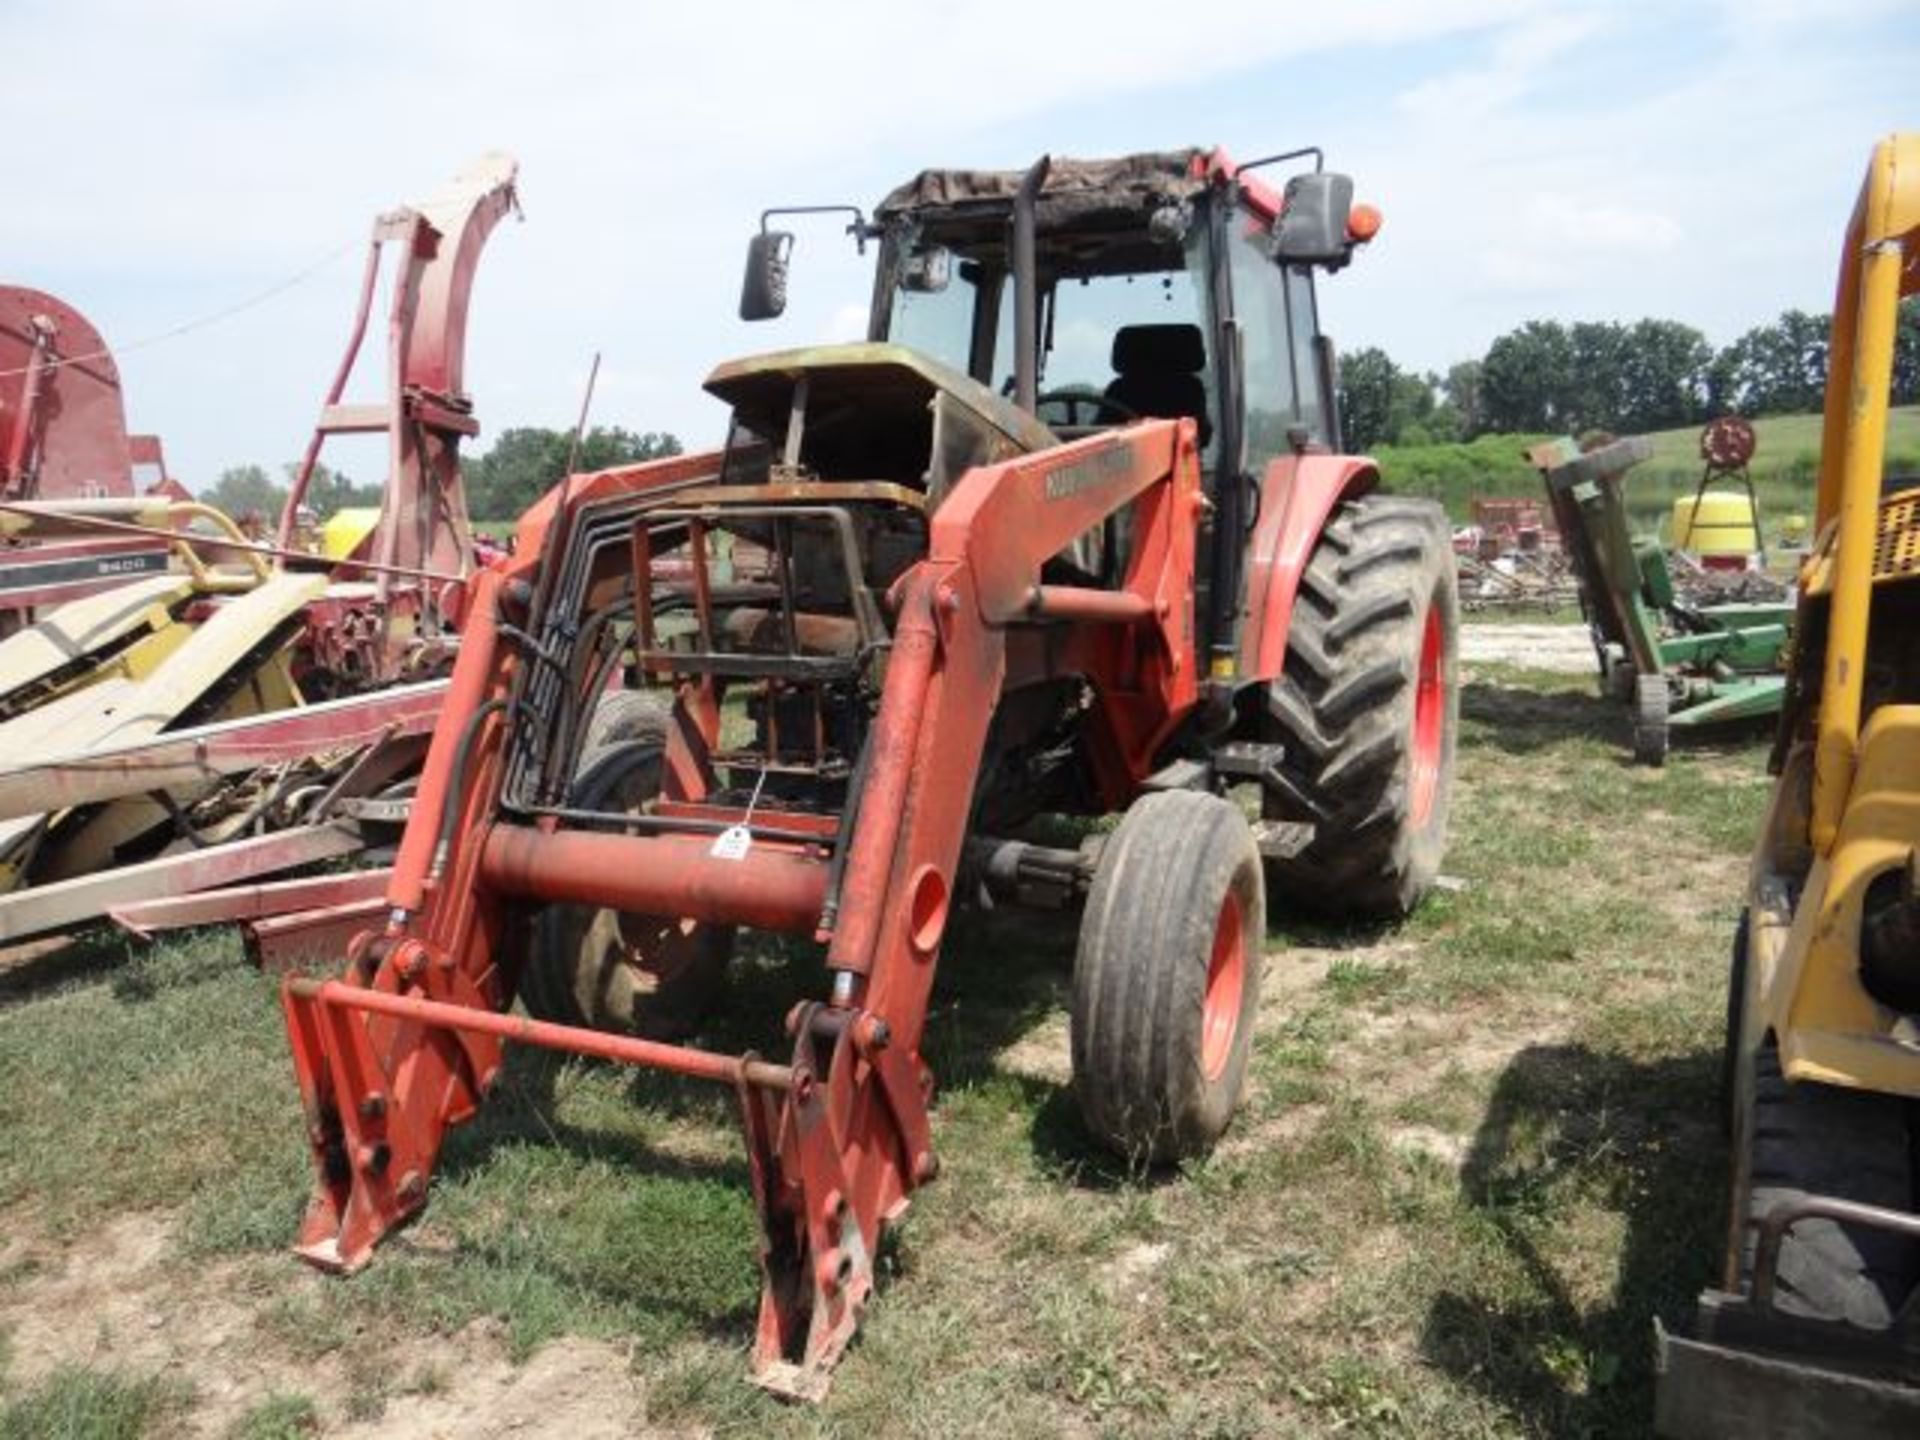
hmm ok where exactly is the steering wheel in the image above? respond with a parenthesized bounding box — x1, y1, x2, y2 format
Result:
(1035, 389, 1139, 427)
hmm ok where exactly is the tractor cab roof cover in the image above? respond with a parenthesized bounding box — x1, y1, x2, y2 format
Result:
(877, 149, 1211, 236)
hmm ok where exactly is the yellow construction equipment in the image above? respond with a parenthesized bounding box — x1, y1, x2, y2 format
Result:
(1657, 132, 1920, 1438)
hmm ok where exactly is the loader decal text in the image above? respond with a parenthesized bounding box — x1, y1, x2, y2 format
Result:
(1044, 444, 1132, 502)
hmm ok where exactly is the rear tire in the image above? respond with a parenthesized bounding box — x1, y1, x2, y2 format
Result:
(517, 691, 732, 1038)
(1262, 494, 1458, 919)
(1744, 1048, 1920, 1328)
(1071, 790, 1263, 1163)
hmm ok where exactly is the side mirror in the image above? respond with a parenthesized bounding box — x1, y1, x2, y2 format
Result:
(1271, 172, 1354, 266)
(739, 231, 793, 321)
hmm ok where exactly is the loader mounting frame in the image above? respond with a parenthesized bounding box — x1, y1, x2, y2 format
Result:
(280, 417, 1205, 1397)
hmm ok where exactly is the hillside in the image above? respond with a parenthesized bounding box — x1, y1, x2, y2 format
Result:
(1372, 405, 1920, 534)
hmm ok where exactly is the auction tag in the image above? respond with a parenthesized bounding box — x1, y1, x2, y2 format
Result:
(710, 824, 753, 861)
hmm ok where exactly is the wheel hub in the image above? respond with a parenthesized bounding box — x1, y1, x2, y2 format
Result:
(1409, 605, 1445, 828)
(1201, 891, 1247, 1081)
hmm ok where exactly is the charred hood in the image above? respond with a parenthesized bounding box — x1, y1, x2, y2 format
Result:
(703, 343, 1056, 502)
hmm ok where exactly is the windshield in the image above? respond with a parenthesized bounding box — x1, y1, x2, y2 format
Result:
(887, 260, 994, 377)
(882, 223, 1217, 462)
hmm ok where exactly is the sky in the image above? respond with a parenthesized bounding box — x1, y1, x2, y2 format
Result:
(4, 0, 1916, 489)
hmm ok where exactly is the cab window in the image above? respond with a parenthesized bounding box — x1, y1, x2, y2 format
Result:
(1225, 219, 1332, 457)
(1285, 265, 1327, 444)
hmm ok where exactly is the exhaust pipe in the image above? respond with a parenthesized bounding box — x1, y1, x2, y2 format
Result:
(1012, 155, 1050, 415)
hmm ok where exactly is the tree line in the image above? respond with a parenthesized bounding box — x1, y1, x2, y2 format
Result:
(203, 425, 683, 526)
(1338, 299, 1920, 452)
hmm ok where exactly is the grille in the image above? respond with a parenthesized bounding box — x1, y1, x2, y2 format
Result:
(1874, 492, 1920, 580)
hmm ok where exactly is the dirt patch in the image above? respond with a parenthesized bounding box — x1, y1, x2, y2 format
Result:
(0, 1210, 654, 1437)
(1388, 1124, 1471, 1170)
(1259, 946, 1336, 1005)
(1460, 623, 1595, 673)
(0, 1212, 302, 1431)
(1334, 1005, 1574, 1117)
(1103, 1241, 1172, 1304)
(334, 1334, 650, 1440)
(993, 1012, 1072, 1086)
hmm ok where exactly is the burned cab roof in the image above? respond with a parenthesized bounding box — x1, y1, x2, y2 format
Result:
(877, 149, 1209, 238)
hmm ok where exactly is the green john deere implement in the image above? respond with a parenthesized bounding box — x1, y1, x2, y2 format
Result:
(1533, 435, 1792, 765)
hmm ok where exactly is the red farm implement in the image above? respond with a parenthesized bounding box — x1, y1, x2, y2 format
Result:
(0, 155, 516, 943)
(279, 147, 1460, 1397)
(0, 287, 176, 625)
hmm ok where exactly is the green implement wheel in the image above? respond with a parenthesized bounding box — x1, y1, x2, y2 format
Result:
(1632, 672, 1670, 768)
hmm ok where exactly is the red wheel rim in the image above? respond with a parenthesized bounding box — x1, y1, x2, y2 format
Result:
(1409, 605, 1445, 829)
(1201, 890, 1247, 1081)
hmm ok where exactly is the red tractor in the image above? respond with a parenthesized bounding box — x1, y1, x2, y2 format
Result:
(279, 147, 1459, 1397)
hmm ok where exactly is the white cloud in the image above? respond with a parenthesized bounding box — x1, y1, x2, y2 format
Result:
(1470, 192, 1683, 293)
(1523, 194, 1682, 255)
(1316, 1, 1914, 372)
(1397, 10, 1607, 120)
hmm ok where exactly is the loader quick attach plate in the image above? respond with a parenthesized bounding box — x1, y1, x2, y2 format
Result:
(1655, 1316, 1920, 1438)
(1874, 489, 1920, 581)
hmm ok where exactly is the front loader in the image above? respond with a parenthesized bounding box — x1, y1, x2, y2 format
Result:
(1656, 134, 1920, 1436)
(278, 146, 1460, 1397)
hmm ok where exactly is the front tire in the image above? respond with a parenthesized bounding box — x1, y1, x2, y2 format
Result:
(517, 691, 732, 1038)
(1262, 494, 1459, 919)
(1070, 790, 1263, 1163)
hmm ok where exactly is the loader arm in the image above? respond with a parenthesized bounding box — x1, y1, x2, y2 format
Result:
(279, 417, 1204, 1396)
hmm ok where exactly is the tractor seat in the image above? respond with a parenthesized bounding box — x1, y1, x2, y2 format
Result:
(1105, 323, 1211, 447)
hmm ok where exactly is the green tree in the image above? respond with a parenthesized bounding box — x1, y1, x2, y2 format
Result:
(1386, 370, 1445, 446)
(1716, 309, 1829, 416)
(1477, 317, 1711, 434)
(1441, 359, 1484, 439)
(465, 426, 682, 521)
(282, 462, 384, 520)
(1336, 347, 1400, 452)
(1894, 296, 1920, 406)
(1563, 321, 1633, 433)
(205, 464, 286, 526)
(1481, 321, 1576, 433)
(1619, 319, 1712, 432)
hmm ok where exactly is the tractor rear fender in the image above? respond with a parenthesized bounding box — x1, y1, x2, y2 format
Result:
(1237, 453, 1380, 682)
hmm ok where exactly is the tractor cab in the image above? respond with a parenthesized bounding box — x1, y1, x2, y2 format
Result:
(863, 149, 1363, 467)
(738, 147, 1380, 650)
(745, 149, 1372, 467)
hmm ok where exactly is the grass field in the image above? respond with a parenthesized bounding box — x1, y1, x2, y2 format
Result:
(0, 655, 1772, 1437)
(1373, 405, 1920, 537)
